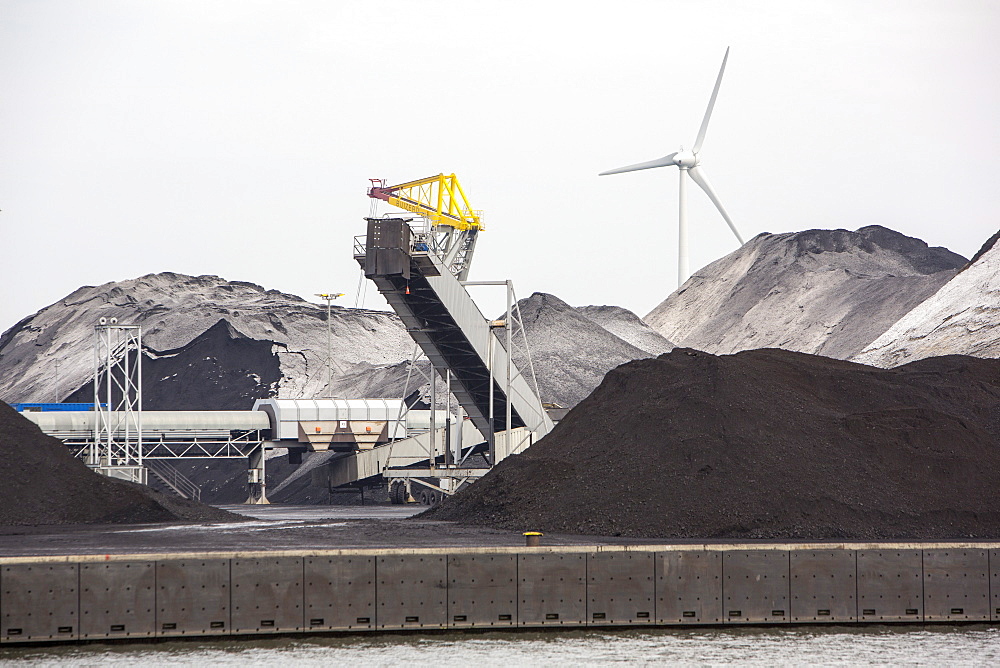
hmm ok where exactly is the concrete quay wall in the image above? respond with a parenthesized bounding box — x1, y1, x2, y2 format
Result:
(2, 542, 999, 644)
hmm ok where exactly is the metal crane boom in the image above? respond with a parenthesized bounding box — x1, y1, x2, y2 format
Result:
(368, 174, 483, 232)
(368, 173, 484, 282)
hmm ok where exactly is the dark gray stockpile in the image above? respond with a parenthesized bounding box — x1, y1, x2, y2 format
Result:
(426, 348, 1000, 540)
(0, 402, 239, 526)
(512, 293, 674, 408)
(0, 272, 413, 408)
(63, 319, 282, 411)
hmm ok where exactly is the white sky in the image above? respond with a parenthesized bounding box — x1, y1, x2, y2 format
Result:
(2, 0, 998, 332)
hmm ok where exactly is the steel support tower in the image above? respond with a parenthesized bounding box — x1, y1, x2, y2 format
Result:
(91, 318, 146, 484)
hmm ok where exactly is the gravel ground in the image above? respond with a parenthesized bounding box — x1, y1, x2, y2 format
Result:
(0, 505, 676, 557)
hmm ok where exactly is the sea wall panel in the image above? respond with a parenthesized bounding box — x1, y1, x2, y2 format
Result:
(231, 557, 304, 634)
(992, 549, 1000, 622)
(723, 551, 790, 624)
(80, 561, 156, 639)
(447, 554, 517, 628)
(655, 551, 722, 624)
(518, 553, 586, 626)
(856, 550, 923, 622)
(376, 554, 447, 630)
(304, 555, 375, 631)
(923, 549, 989, 621)
(789, 550, 856, 623)
(587, 552, 654, 625)
(155, 559, 231, 636)
(1, 563, 79, 643)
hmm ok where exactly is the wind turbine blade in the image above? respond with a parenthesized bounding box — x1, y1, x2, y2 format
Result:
(599, 153, 677, 176)
(692, 47, 729, 155)
(688, 165, 745, 245)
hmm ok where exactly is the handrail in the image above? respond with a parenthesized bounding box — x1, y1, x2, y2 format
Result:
(145, 459, 202, 501)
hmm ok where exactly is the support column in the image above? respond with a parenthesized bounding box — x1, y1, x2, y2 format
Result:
(454, 404, 464, 465)
(487, 333, 495, 465)
(430, 364, 437, 475)
(91, 320, 145, 484)
(444, 370, 452, 467)
(505, 280, 513, 458)
(678, 167, 689, 287)
(246, 443, 270, 504)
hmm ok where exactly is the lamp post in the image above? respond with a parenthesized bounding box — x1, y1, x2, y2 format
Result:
(315, 293, 344, 396)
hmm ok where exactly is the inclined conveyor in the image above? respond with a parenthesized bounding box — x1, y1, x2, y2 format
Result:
(356, 217, 552, 444)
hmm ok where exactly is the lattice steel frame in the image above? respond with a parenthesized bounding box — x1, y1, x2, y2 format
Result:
(91, 321, 144, 483)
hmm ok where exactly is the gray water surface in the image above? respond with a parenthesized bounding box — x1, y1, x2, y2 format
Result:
(2, 625, 998, 666)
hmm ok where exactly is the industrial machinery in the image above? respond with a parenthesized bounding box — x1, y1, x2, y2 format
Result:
(367, 174, 482, 281)
(26, 173, 551, 507)
(22, 399, 458, 502)
(311, 173, 553, 503)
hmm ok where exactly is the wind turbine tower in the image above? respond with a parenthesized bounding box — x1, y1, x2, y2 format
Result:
(600, 47, 745, 287)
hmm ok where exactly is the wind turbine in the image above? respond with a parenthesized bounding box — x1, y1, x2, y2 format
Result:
(600, 47, 744, 287)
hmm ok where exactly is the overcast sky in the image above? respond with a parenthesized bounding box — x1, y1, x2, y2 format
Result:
(2, 0, 998, 332)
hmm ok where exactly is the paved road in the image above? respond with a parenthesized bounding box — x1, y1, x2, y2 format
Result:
(219, 504, 423, 521)
(0, 503, 663, 557)
(0, 505, 977, 559)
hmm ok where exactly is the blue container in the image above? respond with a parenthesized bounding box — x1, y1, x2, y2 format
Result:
(10, 402, 106, 412)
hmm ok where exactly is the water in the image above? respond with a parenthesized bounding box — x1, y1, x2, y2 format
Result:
(2, 625, 998, 666)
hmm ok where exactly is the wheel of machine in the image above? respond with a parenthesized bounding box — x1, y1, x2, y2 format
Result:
(389, 481, 403, 505)
(419, 490, 430, 505)
(428, 491, 440, 506)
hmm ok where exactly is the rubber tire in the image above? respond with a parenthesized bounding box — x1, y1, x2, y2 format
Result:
(389, 481, 403, 505)
(419, 490, 430, 505)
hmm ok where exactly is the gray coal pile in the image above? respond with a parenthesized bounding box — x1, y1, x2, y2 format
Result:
(0, 402, 239, 526)
(854, 228, 1000, 368)
(644, 225, 967, 360)
(512, 293, 674, 408)
(427, 348, 1000, 540)
(0, 272, 412, 407)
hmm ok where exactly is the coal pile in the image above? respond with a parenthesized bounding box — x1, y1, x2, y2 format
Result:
(0, 402, 238, 526)
(644, 226, 966, 360)
(427, 348, 1000, 540)
(63, 319, 282, 411)
(513, 293, 674, 408)
(855, 228, 1000, 368)
(0, 272, 412, 407)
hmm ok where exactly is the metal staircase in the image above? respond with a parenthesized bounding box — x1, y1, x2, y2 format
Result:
(145, 459, 202, 501)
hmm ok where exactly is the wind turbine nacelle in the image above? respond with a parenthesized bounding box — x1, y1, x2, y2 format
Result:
(674, 151, 698, 169)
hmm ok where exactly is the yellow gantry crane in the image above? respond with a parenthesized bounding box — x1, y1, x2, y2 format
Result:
(367, 173, 484, 281)
(368, 173, 484, 232)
